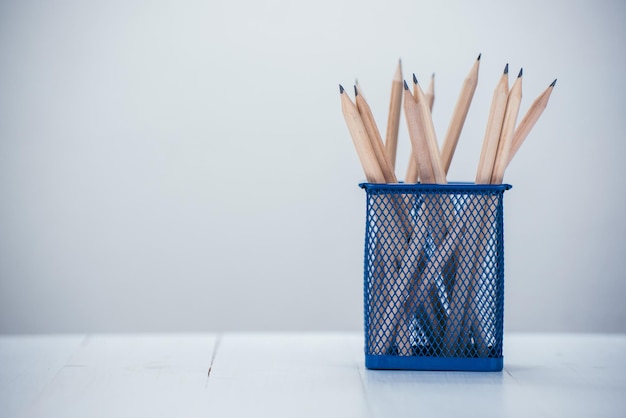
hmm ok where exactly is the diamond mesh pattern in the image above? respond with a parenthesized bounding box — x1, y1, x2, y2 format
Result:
(362, 184, 508, 361)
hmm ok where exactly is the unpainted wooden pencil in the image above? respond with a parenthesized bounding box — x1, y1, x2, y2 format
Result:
(506, 79, 557, 167)
(403, 81, 436, 184)
(405, 73, 435, 183)
(475, 63, 510, 184)
(491, 68, 523, 184)
(413, 74, 446, 184)
(339, 85, 385, 183)
(440, 54, 481, 175)
(355, 84, 398, 183)
(384, 60, 404, 171)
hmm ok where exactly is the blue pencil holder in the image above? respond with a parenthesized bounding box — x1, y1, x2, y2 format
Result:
(360, 182, 512, 371)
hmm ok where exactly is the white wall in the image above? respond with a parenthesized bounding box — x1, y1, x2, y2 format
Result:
(1, 0, 624, 333)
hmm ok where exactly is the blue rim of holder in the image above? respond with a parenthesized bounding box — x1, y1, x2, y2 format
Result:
(359, 182, 512, 192)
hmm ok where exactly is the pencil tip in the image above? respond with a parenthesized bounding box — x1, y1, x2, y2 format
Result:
(518, 68, 523, 78)
(477, 53, 482, 61)
(504, 63, 509, 74)
(403, 80, 409, 90)
(412, 73, 418, 84)
(395, 60, 403, 77)
(550, 79, 557, 87)
(432, 72, 435, 78)
(354, 85, 358, 97)
(339, 84, 344, 94)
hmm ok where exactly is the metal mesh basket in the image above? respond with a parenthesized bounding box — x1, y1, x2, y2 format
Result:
(360, 183, 512, 371)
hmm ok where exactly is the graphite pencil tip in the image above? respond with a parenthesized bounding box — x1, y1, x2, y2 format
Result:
(550, 79, 557, 87)
(412, 73, 418, 84)
(518, 68, 523, 78)
(403, 80, 409, 90)
(339, 84, 344, 94)
(477, 53, 482, 61)
(504, 63, 509, 74)
(354, 85, 358, 96)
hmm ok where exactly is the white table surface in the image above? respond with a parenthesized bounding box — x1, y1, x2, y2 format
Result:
(1, 333, 624, 418)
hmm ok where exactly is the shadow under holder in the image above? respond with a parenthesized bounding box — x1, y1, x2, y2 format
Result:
(359, 182, 512, 371)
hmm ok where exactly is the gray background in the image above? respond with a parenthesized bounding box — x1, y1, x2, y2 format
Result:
(1, 0, 624, 333)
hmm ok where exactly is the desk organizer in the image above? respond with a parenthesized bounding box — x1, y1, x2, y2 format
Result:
(360, 183, 512, 371)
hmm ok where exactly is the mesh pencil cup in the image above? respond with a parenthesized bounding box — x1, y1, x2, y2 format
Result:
(360, 182, 512, 371)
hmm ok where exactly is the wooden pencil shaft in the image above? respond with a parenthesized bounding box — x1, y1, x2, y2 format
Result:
(340, 88, 385, 183)
(441, 56, 480, 175)
(425, 73, 435, 111)
(353, 80, 412, 351)
(404, 79, 435, 184)
(355, 85, 418, 239)
(468, 197, 499, 357)
(414, 77, 446, 184)
(369, 199, 409, 354)
(403, 85, 436, 184)
(453, 190, 502, 355)
(384, 60, 403, 170)
(444, 231, 474, 354)
(375, 220, 426, 354)
(506, 81, 555, 167)
(491, 70, 523, 184)
(355, 86, 397, 183)
(476, 66, 509, 184)
(402, 81, 449, 344)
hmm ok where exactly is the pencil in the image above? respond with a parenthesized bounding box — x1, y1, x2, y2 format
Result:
(440, 54, 481, 175)
(413, 74, 446, 184)
(350, 85, 412, 353)
(397, 78, 449, 353)
(403, 81, 436, 184)
(475, 63, 509, 184)
(506, 79, 557, 167)
(376, 217, 427, 355)
(466, 64, 509, 356)
(405, 73, 435, 183)
(443, 227, 474, 355)
(356, 83, 415, 242)
(412, 73, 435, 111)
(355, 84, 398, 183)
(470, 66, 520, 349)
(384, 60, 404, 171)
(491, 68, 523, 184)
(340, 85, 385, 183)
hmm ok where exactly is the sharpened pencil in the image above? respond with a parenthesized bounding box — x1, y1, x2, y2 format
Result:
(384, 60, 404, 171)
(440, 54, 481, 175)
(405, 72, 435, 183)
(506, 79, 557, 167)
(491, 68, 523, 184)
(340, 85, 385, 183)
(413, 74, 446, 184)
(476, 63, 509, 184)
(355, 84, 398, 183)
(403, 81, 436, 184)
